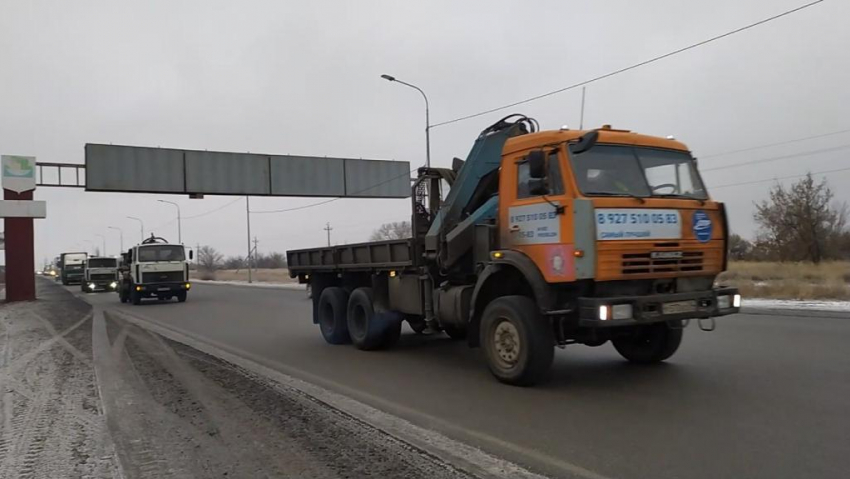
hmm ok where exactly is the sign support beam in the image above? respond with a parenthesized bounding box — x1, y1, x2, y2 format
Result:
(3, 189, 36, 301)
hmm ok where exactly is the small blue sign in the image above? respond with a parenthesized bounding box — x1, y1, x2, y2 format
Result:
(692, 210, 712, 243)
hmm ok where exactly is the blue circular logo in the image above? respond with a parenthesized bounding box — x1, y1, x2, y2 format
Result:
(692, 210, 712, 243)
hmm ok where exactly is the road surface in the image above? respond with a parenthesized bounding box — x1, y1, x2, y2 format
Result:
(75, 282, 850, 479)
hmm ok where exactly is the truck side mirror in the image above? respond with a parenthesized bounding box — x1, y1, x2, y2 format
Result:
(189, 250, 194, 260)
(528, 150, 546, 179)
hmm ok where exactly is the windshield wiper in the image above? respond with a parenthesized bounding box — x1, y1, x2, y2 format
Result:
(653, 193, 707, 204)
(583, 191, 647, 203)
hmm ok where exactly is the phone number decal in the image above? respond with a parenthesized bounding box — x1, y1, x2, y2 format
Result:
(595, 209, 681, 241)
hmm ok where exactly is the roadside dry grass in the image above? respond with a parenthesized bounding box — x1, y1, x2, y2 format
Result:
(190, 268, 297, 283)
(718, 261, 850, 300)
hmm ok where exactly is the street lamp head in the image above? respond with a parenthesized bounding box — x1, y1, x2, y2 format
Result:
(380, 74, 396, 82)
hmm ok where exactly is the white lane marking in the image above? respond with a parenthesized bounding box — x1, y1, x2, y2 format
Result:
(109, 307, 612, 479)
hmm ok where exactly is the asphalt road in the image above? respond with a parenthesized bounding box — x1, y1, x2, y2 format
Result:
(74, 283, 850, 479)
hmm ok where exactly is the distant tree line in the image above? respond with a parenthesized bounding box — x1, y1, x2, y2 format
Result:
(197, 246, 288, 272)
(732, 174, 850, 263)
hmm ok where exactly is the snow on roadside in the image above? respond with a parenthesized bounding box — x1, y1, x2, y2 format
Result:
(192, 279, 306, 290)
(744, 298, 850, 312)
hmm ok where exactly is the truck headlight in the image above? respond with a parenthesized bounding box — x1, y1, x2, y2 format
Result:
(88, 283, 96, 290)
(109, 282, 117, 289)
(611, 304, 633, 320)
(718, 294, 741, 309)
(598, 304, 633, 321)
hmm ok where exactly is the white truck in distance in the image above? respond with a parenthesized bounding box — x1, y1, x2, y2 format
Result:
(82, 257, 119, 292)
(118, 235, 193, 304)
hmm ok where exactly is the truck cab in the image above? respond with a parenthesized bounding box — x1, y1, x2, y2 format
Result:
(59, 252, 88, 285)
(118, 235, 192, 304)
(81, 256, 119, 292)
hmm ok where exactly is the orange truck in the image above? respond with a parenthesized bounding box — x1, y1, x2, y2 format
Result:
(287, 115, 740, 386)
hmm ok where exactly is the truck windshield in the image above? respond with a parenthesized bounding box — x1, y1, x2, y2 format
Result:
(138, 245, 185, 262)
(87, 258, 117, 268)
(569, 145, 708, 200)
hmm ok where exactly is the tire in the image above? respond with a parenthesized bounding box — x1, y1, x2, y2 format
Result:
(380, 313, 403, 349)
(177, 291, 187, 303)
(443, 325, 467, 340)
(130, 285, 142, 305)
(408, 318, 427, 335)
(317, 287, 351, 345)
(612, 322, 682, 364)
(480, 296, 554, 386)
(347, 288, 402, 351)
(80, 283, 86, 292)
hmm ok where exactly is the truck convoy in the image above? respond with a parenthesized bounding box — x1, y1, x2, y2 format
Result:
(288, 116, 741, 386)
(117, 235, 192, 304)
(81, 256, 119, 292)
(59, 252, 88, 285)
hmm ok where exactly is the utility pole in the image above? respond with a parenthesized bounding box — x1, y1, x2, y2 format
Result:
(196, 243, 200, 267)
(95, 234, 106, 256)
(108, 226, 124, 254)
(252, 236, 259, 271)
(127, 216, 144, 243)
(157, 200, 182, 244)
(246, 196, 252, 283)
(579, 86, 586, 130)
(324, 222, 333, 247)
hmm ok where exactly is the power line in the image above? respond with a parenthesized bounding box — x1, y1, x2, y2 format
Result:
(251, 167, 416, 215)
(430, 0, 825, 128)
(699, 127, 850, 159)
(710, 165, 850, 190)
(701, 143, 850, 173)
(183, 197, 243, 219)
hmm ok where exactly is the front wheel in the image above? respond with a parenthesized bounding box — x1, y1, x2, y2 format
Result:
(177, 291, 187, 303)
(611, 322, 682, 364)
(480, 296, 554, 386)
(130, 285, 142, 305)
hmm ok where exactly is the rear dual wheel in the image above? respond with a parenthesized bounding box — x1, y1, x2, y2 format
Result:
(612, 322, 682, 364)
(347, 287, 401, 350)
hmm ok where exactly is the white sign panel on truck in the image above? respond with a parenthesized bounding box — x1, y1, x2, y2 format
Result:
(595, 208, 681, 241)
(2, 155, 37, 193)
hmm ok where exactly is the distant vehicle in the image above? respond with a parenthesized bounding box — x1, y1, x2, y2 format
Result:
(59, 252, 88, 285)
(81, 257, 119, 293)
(118, 235, 192, 304)
(288, 118, 741, 386)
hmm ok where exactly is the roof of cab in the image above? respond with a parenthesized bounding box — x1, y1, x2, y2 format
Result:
(503, 125, 690, 156)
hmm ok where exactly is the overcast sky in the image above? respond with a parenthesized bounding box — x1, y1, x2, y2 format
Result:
(1, 0, 848, 265)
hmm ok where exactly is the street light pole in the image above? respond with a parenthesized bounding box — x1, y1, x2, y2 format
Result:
(381, 74, 431, 168)
(127, 216, 144, 243)
(157, 200, 182, 244)
(95, 234, 106, 256)
(108, 226, 124, 253)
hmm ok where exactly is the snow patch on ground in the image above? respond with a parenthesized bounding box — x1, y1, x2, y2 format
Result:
(744, 298, 850, 312)
(192, 279, 306, 290)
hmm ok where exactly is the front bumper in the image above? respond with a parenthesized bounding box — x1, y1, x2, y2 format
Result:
(84, 281, 118, 291)
(134, 282, 191, 295)
(578, 287, 740, 328)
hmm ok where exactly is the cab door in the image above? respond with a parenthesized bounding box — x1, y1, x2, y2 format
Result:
(500, 148, 576, 282)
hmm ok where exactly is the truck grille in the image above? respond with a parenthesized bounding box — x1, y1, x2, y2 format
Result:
(142, 271, 184, 283)
(90, 273, 115, 281)
(622, 251, 704, 275)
